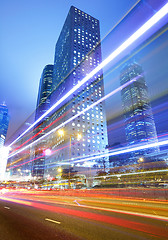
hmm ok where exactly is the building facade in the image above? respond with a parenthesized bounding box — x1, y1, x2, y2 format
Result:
(44, 6, 109, 181)
(0, 102, 9, 180)
(120, 61, 159, 163)
(35, 64, 53, 121)
(0, 102, 9, 146)
(32, 64, 53, 178)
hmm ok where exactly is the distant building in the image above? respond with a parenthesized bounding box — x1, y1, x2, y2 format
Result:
(44, 6, 109, 180)
(120, 61, 159, 163)
(32, 64, 53, 178)
(35, 64, 53, 121)
(0, 102, 9, 180)
(0, 102, 9, 147)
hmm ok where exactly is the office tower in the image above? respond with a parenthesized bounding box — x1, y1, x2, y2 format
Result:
(32, 65, 53, 178)
(0, 102, 9, 180)
(120, 61, 158, 162)
(35, 64, 53, 120)
(0, 102, 9, 146)
(44, 6, 109, 181)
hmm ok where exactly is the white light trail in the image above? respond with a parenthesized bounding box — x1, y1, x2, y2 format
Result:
(94, 169, 168, 179)
(8, 3, 168, 147)
(8, 77, 136, 159)
(65, 139, 168, 165)
(8, 135, 168, 169)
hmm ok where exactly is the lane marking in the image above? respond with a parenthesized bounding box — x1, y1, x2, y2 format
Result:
(1, 195, 167, 222)
(4, 206, 10, 209)
(45, 218, 61, 224)
(73, 199, 84, 206)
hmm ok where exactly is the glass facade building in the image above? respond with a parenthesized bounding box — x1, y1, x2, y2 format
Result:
(0, 102, 9, 147)
(44, 6, 109, 180)
(120, 61, 159, 162)
(0, 103, 9, 180)
(32, 64, 53, 177)
(35, 64, 53, 121)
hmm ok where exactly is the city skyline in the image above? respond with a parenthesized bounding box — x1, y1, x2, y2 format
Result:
(0, 2, 168, 239)
(1, 0, 138, 142)
(30, 5, 109, 180)
(0, 102, 9, 147)
(1, 0, 167, 150)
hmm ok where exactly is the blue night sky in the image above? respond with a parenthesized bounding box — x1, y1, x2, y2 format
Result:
(1, 0, 167, 144)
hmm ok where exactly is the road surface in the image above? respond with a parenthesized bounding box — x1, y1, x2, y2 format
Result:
(0, 189, 167, 240)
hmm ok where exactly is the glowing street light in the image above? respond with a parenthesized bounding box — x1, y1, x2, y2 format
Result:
(58, 129, 64, 137)
(57, 167, 62, 173)
(44, 148, 52, 156)
(138, 157, 144, 163)
(68, 132, 82, 188)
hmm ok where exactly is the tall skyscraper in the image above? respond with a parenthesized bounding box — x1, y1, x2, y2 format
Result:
(0, 102, 9, 180)
(44, 6, 109, 181)
(32, 64, 53, 178)
(35, 64, 53, 121)
(120, 61, 158, 163)
(0, 102, 9, 147)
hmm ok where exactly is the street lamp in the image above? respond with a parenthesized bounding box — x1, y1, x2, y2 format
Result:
(68, 132, 82, 188)
(57, 129, 82, 188)
(138, 157, 144, 163)
(57, 167, 62, 184)
(44, 148, 52, 156)
(57, 167, 62, 173)
(138, 157, 144, 186)
(58, 129, 64, 137)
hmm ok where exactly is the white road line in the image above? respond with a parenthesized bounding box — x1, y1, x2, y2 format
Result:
(31, 198, 168, 222)
(73, 199, 84, 206)
(4, 206, 10, 210)
(45, 218, 61, 224)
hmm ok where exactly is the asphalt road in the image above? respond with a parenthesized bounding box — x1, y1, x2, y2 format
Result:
(0, 190, 168, 240)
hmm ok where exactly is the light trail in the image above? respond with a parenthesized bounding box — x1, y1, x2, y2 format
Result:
(0, 195, 168, 238)
(41, 136, 168, 169)
(66, 138, 168, 165)
(8, 77, 137, 159)
(7, 102, 168, 169)
(10, 105, 72, 154)
(9, 78, 96, 154)
(94, 169, 168, 180)
(8, 135, 168, 170)
(8, 3, 168, 148)
(8, 155, 45, 169)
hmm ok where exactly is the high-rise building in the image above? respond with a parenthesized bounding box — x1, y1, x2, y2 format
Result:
(32, 64, 53, 178)
(44, 6, 109, 181)
(120, 61, 158, 163)
(0, 102, 9, 180)
(35, 64, 53, 121)
(0, 102, 9, 146)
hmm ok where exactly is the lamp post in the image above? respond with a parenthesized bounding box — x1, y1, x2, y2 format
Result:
(58, 129, 82, 188)
(68, 133, 82, 188)
(57, 167, 62, 182)
(138, 157, 144, 186)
